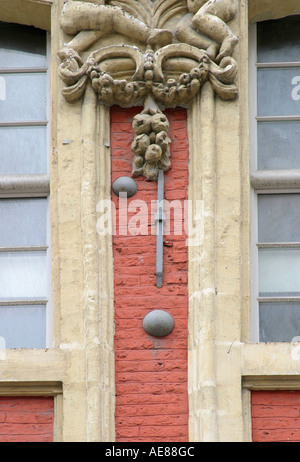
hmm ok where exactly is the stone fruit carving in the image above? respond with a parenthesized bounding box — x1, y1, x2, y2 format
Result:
(59, 0, 238, 180)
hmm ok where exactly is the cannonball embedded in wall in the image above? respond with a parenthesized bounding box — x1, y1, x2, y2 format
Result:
(112, 176, 137, 197)
(143, 310, 175, 338)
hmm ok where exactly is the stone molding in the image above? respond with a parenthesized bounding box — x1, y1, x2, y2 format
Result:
(56, 0, 240, 442)
(58, 0, 239, 180)
(243, 375, 300, 390)
(0, 381, 62, 396)
(0, 174, 50, 197)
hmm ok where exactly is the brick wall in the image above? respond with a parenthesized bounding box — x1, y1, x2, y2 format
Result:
(111, 106, 189, 442)
(0, 397, 54, 442)
(252, 390, 300, 442)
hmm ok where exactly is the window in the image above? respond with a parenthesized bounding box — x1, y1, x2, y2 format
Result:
(251, 16, 300, 342)
(0, 23, 51, 348)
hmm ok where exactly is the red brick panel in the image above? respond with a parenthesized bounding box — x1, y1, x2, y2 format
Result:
(0, 397, 54, 442)
(111, 106, 189, 442)
(252, 390, 300, 442)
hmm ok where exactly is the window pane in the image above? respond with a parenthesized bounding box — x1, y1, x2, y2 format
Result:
(0, 23, 46, 69)
(0, 73, 47, 122)
(257, 16, 300, 63)
(257, 121, 300, 170)
(259, 248, 300, 297)
(0, 251, 47, 301)
(0, 198, 47, 247)
(257, 67, 300, 117)
(258, 194, 300, 243)
(0, 305, 46, 348)
(0, 126, 47, 174)
(259, 302, 300, 342)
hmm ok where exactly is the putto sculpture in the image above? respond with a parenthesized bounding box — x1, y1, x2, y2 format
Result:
(58, 0, 238, 180)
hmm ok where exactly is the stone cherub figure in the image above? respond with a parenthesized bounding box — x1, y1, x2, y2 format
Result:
(58, 0, 238, 181)
(176, 0, 238, 62)
(59, 0, 173, 55)
(60, 0, 238, 63)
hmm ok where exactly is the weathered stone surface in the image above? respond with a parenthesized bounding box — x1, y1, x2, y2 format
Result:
(58, 0, 239, 179)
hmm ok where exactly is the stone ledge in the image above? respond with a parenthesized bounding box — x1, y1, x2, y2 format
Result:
(0, 0, 52, 31)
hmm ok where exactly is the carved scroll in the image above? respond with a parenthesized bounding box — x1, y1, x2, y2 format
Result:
(58, 0, 239, 180)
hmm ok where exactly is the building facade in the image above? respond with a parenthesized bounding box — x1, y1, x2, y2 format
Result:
(0, 0, 300, 442)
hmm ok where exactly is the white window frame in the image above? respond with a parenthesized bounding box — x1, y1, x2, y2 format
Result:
(0, 28, 52, 348)
(250, 20, 300, 342)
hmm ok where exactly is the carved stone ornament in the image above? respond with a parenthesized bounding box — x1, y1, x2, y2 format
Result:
(58, 0, 239, 180)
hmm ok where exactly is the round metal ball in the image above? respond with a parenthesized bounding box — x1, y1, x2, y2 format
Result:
(112, 176, 137, 197)
(143, 310, 175, 338)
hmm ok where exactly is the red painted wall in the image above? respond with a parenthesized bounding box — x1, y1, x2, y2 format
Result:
(252, 390, 300, 442)
(0, 397, 54, 442)
(111, 106, 189, 442)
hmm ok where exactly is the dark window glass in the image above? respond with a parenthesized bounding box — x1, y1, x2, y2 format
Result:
(0, 22, 46, 68)
(257, 16, 300, 63)
(260, 302, 300, 342)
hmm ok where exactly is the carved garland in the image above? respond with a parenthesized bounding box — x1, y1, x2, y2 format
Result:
(58, 0, 239, 180)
